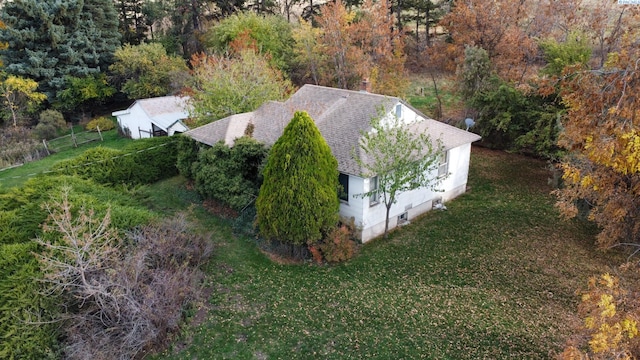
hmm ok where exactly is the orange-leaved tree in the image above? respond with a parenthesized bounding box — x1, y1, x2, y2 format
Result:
(555, 38, 640, 249)
(304, 0, 408, 95)
(314, 0, 364, 89)
(436, 0, 537, 84)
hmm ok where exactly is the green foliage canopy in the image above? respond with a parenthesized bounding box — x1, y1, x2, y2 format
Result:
(51, 137, 179, 185)
(354, 109, 443, 236)
(460, 45, 492, 102)
(206, 12, 295, 73)
(256, 111, 339, 245)
(470, 77, 564, 159)
(55, 74, 116, 113)
(109, 43, 189, 99)
(189, 50, 293, 125)
(539, 32, 592, 77)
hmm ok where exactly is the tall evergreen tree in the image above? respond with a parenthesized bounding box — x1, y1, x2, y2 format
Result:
(84, 0, 120, 70)
(256, 111, 339, 246)
(115, 0, 147, 45)
(0, 0, 120, 100)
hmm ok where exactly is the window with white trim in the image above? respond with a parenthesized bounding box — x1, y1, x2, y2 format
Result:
(369, 176, 380, 206)
(438, 151, 449, 178)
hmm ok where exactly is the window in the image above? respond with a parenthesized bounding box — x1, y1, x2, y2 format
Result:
(438, 151, 449, 178)
(398, 212, 408, 224)
(395, 104, 403, 119)
(338, 173, 349, 202)
(369, 176, 380, 206)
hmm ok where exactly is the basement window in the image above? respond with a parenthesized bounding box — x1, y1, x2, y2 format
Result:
(398, 212, 409, 224)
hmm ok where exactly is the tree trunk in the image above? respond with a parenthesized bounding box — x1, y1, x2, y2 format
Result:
(415, 7, 420, 52)
(425, 6, 431, 48)
(384, 203, 391, 237)
(430, 70, 442, 120)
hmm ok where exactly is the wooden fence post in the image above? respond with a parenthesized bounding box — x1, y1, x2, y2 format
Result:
(42, 139, 51, 156)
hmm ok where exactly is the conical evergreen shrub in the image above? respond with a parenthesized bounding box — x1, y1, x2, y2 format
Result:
(256, 111, 339, 245)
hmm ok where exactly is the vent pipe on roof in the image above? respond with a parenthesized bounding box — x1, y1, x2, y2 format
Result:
(360, 78, 371, 93)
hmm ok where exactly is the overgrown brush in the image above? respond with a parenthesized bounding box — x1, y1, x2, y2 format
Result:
(36, 190, 213, 359)
(85, 116, 115, 132)
(0, 126, 47, 168)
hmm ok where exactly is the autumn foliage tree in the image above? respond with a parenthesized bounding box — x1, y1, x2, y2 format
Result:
(300, 0, 408, 96)
(436, 0, 537, 83)
(555, 40, 640, 249)
(561, 273, 640, 359)
(0, 74, 47, 127)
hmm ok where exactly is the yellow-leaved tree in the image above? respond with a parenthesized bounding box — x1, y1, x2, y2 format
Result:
(0, 74, 46, 127)
(561, 273, 640, 359)
(555, 37, 640, 249)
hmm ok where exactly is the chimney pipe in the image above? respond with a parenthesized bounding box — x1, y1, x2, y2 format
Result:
(360, 78, 371, 93)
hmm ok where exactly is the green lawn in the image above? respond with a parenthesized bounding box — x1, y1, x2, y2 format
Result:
(147, 148, 621, 359)
(407, 75, 463, 121)
(0, 130, 131, 190)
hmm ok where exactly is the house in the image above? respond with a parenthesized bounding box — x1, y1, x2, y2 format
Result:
(185, 85, 481, 242)
(112, 96, 191, 139)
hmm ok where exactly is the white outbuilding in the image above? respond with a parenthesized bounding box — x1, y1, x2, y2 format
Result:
(112, 96, 191, 139)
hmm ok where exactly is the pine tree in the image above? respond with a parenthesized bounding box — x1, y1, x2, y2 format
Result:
(115, 0, 147, 45)
(83, 0, 120, 70)
(0, 0, 120, 100)
(256, 111, 339, 246)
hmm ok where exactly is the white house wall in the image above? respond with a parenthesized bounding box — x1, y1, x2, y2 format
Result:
(115, 105, 189, 139)
(440, 143, 472, 202)
(351, 142, 473, 243)
(167, 122, 189, 136)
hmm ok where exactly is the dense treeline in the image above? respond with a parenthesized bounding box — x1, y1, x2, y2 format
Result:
(0, 0, 442, 130)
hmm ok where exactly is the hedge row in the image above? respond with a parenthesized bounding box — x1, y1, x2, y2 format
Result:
(51, 136, 179, 185)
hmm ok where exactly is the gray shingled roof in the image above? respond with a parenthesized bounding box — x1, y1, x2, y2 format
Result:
(185, 84, 480, 176)
(135, 95, 192, 129)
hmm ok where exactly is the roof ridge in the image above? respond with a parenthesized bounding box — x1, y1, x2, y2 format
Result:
(301, 84, 400, 101)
